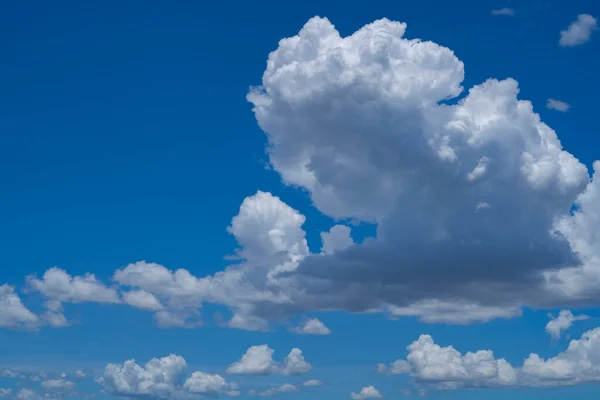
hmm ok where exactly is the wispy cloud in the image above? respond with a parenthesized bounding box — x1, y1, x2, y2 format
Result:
(492, 8, 515, 16)
(547, 98, 570, 112)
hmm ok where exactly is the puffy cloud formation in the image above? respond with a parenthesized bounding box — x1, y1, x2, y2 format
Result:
(243, 16, 599, 324)
(226, 346, 311, 376)
(27, 268, 120, 304)
(281, 348, 312, 376)
(491, 8, 514, 16)
(350, 386, 382, 400)
(6, 16, 600, 331)
(100, 354, 236, 398)
(183, 372, 240, 397)
(522, 327, 600, 386)
(291, 318, 331, 335)
(381, 327, 600, 389)
(75, 370, 86, 380)
(0, 284, 39, 330)
(559, 14, 597, 47)
(546, 310, 589, 339)
(0, 389, 11, 399)
(227, 345, 277, 375)
(546, 98, 570, 112)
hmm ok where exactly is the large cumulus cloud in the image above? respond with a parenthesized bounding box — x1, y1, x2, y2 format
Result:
(8, 16, 600, 329)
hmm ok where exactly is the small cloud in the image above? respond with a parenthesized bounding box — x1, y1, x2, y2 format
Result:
(546, 309, 589, 339)
(302, 380, 324, 387)
(351, 386, 383, 400)
(547, 98, 571, 112)
(492, 8, 515, 16)
(291, 318, 331, 335)
(560, 14, 597, 47)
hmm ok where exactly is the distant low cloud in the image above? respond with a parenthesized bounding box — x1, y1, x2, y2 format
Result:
(380, 327, 600, 389)
(547, 98, 570, 112)
(492, 8, 515, 16)
(560, 14, 597, 47)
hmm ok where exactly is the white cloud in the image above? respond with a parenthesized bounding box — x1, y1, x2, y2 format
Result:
(122, 290, 164, 311)
(75, 370, 86, 380)
(226, 346, 312, 376)
(0, 369, 19, 378)
(546, 310, 589, 339)
(254, 383, 298, 396)
(0, 284, 39, 330)
(100, 354, 187, 398)
(522, 327, 600, 386)
(227, 345, 277, 375)
(291, 318, 331, 335)
(0, 389, 11, 399)
(381, 327, 600, 389)
(281, 348, 312, 376)
(350, 386, 382, 400)
(301, 379, 324, 387)
(183, 371, 239, 396)
(100, 353, 236, 398)
(240, 15, 600, 324)
(547, 98, 570, 112)
(40, 378, 75, 392)
(560, 14, 597, 47)
(27, 268, 120, 304)
(492, 8, 514, 16)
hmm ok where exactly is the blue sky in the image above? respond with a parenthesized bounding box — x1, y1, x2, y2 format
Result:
(2, 0, 600, 399)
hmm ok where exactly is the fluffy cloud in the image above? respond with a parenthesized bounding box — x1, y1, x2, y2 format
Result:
(281, 348, 312, 376)
(100, 354, 236, 398)
(491, 8, 514, 16)
(381, 335, 517, 389)
(27, 268, 120, 304)
(0, 389, 11, 398)
(381, 327, 600, 389)
(183, 372, 239, 396)
(122, 290, 164, 311)
(546, 310, 589, 339)
(75, 370, 86, 380)
(522, 327, 600, 386)
(100, 354, 187, 398)
(241, 15, 600, 323)
(9, 15, 600, 331)
(291, 318, 331, 335)
(0, 284, 39, 330)
(226, 345, 276, 375)
(350, 386, 382, 400)
(0, 369, 19, 378)
(301, 380, 323, 387)
(559, 14, 597, 47)
(226, 346, 311, 376)
(546, 98, 570, 112)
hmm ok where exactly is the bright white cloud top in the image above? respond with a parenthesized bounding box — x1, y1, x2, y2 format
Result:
(546, 309, 589, 340)
(379, 327, 600, 389)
